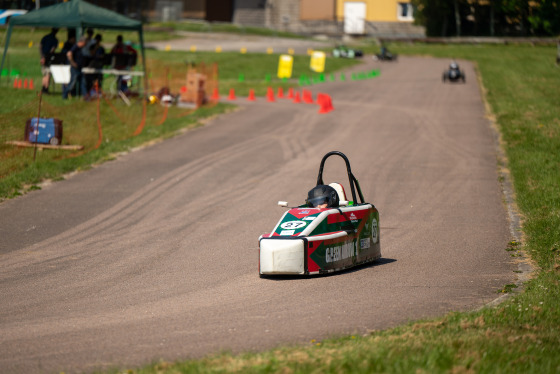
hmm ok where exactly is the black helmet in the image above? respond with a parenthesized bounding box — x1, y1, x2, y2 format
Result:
(306, 185, 339, 208)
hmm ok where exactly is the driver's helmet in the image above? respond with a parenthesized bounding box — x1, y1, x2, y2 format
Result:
(306, 185, 339, 208)
(450, 62, 458, 69)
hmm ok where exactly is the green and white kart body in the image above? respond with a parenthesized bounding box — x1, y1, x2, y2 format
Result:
(259, 152, 381, 276)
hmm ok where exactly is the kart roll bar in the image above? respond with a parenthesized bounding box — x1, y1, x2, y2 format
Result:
(316, 151, 365, 205)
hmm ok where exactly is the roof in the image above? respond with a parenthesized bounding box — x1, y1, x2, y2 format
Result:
(9, 0, 142, 31)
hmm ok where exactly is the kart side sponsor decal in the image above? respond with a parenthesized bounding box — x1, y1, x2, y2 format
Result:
(309, 237, 357, 269)
(325, 241, 356, 263)
(360, 238, 370, 249)
(290, 209, 320, 220)
(371, 217, 379, 244)
(326, 209, 367, 224)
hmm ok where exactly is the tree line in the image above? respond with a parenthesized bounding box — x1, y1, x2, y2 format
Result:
(410, 0, 560, 37)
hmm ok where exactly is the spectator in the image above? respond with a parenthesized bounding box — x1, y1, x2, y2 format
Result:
(90, 34, 105, 66)
(81, 28, 95, 65)
(39, 28, 59, 94)
(60, 33, 76, 96)
(63, 36, 87, 99)
(86, 34, 106, 93)
(110, 35, 137, 92)
(61, 34, 76, 61)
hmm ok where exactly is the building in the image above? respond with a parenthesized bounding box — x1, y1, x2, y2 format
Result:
(82, 0, 425, 37)
(235, 0, 425, 37)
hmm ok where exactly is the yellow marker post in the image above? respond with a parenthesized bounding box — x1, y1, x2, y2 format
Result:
(164, 44, 171, 51)
(240, 47, 247, 54)
(277, 54, 293, 79)
(310, 51, 326, 73)
(28, 41, 33, 48)
(266, 47, 274, 54)
(288, 48, 294, 55)
(215, 46, 222, 53)
(190, 45, 197, 52)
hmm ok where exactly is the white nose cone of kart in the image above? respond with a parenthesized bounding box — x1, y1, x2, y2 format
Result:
(260, 239, 305, 275)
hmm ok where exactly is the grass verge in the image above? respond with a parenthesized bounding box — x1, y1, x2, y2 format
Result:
(100, 43, 559, 373)
(0, 28, 358, 201)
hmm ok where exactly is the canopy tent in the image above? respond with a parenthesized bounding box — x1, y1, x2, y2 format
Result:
(1, 0, 147, 92)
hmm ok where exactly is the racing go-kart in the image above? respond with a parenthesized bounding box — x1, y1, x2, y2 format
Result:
(332, 45, 363, 58)
(442, 61, 465, 83)
(259, 151, 381, 276)
(373, 46, 397, 61)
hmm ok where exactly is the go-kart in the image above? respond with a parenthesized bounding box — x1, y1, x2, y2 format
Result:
(332, 45, 363, 58)
(442, 62, 465, 83)
(259, 151, 381, 276)
(373, 46, 397, 61)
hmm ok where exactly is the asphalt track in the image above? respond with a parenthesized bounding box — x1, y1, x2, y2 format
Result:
(0, 56, 515, 373)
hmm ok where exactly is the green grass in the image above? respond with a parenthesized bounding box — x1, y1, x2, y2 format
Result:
(0, 28, 358, 201)
(100, 43, 560, 373)
(144, 49, 359, 97)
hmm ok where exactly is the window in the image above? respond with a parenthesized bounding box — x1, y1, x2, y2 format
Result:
(397, 2, 414, 21)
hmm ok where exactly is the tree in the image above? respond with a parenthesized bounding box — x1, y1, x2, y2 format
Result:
(412, 0, 560, 36)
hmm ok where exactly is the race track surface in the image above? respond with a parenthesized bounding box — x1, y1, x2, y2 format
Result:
(0, 56, 514, 373)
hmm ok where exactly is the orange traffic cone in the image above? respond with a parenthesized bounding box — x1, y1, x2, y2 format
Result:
(318, 93, 334, 114)
(29, 78, 34, 90)
(228, 88, 236, 100)
(287, 87, 294, 99)
(277, 87, 284, 98)
(211, 87, 220, 101)
(303, 89, 314, 103)
(247, 88, 256, 101)
(17, 78, 22, 89)
(293, 91, 301, 103)
(23, 78, 28, 89)
(266, 87, 275, 102)
(13, 78, 18, 89)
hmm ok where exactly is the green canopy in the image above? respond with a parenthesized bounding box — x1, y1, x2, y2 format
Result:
(1, 0, 147, 91)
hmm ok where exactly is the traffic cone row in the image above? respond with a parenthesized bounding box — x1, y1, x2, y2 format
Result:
(12, 78, 35, 90)
(213, 87, 334, 114)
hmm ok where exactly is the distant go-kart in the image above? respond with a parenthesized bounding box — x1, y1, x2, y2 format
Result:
(373, 47, 397, 61)
(259, 151, 381, 276)
(332, 45, 363, 58)
(442, 62, 466, 83)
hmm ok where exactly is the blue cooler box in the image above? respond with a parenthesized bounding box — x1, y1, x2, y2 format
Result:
(25, 117, 63, 145)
